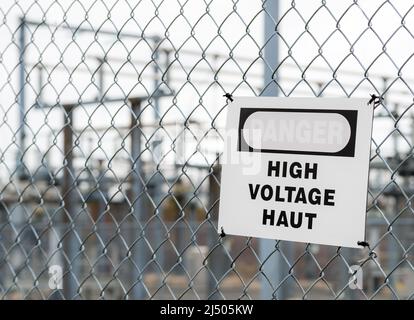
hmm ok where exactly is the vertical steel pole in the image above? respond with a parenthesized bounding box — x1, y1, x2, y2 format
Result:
(129, 98, 146, 299)
(97, 58, 104, 100)
(37, 65, 44, 105)
(152, 38, 165, 277)
(388, 86, 398, 298)
(62, 105, 80, 299)
(152, 37, 161, 119)
(96, 159, 108, 274)
(163, 49, 171, 91)
(17, 17, 26, 179)
(151, 173, 164, 275)
(261, 0, 286, 300)
(207, 160, 228, 299)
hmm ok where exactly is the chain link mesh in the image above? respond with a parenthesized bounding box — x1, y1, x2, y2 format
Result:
(0, 0, 413, 299)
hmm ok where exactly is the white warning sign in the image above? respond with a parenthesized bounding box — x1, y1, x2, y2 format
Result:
(218, 97, 373, 248)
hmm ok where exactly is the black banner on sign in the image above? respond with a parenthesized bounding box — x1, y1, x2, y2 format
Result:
(238, 108, 358, 157)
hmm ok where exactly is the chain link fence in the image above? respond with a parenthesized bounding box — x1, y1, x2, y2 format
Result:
(0, 0, 413, 299)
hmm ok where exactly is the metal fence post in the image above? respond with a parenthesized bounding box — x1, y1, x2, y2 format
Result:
(129, 98, 146, 299)
(62, 105, 80, 299)
(260, 0, 287, 300)
(17, 17, 26, 179)
(207, 160, 229, 299)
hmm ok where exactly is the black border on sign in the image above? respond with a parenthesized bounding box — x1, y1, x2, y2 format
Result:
(237, 108, 358, 157)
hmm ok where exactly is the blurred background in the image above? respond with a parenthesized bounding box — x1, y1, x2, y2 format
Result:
(0, 0, 413, 299)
